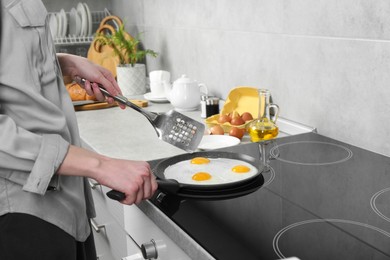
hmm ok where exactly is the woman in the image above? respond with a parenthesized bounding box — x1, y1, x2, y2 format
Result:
(0, 0, 157, 259)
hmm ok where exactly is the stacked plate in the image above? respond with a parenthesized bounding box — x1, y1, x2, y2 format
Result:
(49, 9, 67, 38)
(49, 2, 93, 39)
(68, 2, 93, 37)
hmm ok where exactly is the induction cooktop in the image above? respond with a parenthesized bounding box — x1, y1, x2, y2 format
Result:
(149, 132, 390, 260)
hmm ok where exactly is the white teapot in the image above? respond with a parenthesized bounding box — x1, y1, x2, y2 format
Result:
(164, 75, 208, 111)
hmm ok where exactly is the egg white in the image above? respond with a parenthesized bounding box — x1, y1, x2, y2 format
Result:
(163, 158, 258, 185)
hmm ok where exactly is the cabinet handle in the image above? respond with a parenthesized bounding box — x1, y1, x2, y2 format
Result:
(89, 180, 101, 189)
(141, 239, 158, 259)
(90, 218, 105, 233)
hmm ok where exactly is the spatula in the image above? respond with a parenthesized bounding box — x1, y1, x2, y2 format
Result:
(74, 76, 205, 152)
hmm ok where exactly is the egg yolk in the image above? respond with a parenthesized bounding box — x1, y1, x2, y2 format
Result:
(231, 165, 250, 173)
(191, 157, 210, 165)
(192, 172, 212, 181)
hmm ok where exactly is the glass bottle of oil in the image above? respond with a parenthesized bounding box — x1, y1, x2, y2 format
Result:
(247, 89, 280, 142)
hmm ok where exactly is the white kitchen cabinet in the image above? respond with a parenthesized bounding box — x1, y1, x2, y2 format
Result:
(90, 180, 140, 260)
(89, 180, 191, 260)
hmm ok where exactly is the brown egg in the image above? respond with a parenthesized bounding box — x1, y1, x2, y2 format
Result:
(226, 113, 232, 122)
(230, 116, 245, 126)
(210, 125, 225, 135)
(229, 127, 245, 140)
(241, 112, 253, 122)
(229, 111, 240, 120)
(218, 114, 230, 124)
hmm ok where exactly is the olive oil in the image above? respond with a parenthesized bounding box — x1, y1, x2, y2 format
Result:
(247, 89, 280, 142)
(247, 118, 279, 142)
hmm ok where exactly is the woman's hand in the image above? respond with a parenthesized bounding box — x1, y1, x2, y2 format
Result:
(57, 53, 125, 109)
(57, 145, 158, 205)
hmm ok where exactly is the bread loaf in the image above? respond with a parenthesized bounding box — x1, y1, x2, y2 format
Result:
(66, 83, 97, 101)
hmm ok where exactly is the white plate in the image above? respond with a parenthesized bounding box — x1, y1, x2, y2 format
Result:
(144, 92, 169, 103)
(83, 3, 93, 36)
(49, 13, 58, 38)
(56, 12, 62, 38)
(68, 8, 78, 36)
(198, 135, 241, 150)
(77, 3, 87, 37)
(59, 9, 67, 37)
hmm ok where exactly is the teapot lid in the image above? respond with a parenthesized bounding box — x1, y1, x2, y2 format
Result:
(174, 74, 196, 84)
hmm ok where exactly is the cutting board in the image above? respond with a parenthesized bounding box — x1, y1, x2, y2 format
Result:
(74, 99, 148, 111)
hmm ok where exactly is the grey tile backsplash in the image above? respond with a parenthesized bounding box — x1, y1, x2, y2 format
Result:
(47, 0, 390, 157)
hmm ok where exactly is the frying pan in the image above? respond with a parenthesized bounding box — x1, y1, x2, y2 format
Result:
(106, 151, 264, 200)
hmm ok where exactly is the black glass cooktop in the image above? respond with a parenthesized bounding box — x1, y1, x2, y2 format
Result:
(149, 132, 390, 260)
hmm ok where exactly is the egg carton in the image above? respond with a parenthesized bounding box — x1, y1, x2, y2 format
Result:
(205, 86, 259, 132)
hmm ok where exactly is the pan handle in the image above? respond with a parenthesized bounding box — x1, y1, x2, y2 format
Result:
(106, 190, 126, 201)
(106, 179, 181, 201)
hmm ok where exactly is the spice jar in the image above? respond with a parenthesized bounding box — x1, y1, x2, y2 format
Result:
(200, 95, 208, 118)
(205, 97, 220, 117)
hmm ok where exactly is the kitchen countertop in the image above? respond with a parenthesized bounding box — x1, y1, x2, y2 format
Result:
(75, 99, 312, 161)
(75, 98, 314, 259)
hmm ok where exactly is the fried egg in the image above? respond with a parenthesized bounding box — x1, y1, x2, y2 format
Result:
(191, 157, 210, 165)
(164, 157, 258, 185)
(232, 165, 251, 173)
(192, 172, 212, 181)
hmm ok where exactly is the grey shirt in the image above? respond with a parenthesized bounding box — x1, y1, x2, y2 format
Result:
(0, 0, 95, 241)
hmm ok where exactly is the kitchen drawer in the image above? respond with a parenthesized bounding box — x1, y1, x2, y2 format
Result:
(89, 179, 191, 259)
(91, 184, 140, 260)
(93, 226, 114, 260)
(89, 179, 125, 225)
(124, 206, 191, 260)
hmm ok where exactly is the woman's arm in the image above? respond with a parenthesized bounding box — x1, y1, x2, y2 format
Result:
(57, 145, 157, 205)
(56, 54, 157, 204)
(57, 53, 125, 108)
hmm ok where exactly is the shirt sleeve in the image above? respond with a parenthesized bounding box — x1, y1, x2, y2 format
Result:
(23, 134, 69, 194)
(0, 114, 69, 195)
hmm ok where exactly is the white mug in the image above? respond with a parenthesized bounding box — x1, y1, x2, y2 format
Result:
(149, 70, 171, 83)
(150, 81, 166, 97)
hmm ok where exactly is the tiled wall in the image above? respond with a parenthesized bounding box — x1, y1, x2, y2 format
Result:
(44, 0, 389, 157)
(111, 0, 390, 157)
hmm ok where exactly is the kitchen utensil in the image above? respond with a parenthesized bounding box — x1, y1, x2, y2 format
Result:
(155, 174, 264, 201)
(106, 151, 264, 201)
(153, 151, 262, 189)
(74, 76, 205, 153)
(164, 75, 208, 111)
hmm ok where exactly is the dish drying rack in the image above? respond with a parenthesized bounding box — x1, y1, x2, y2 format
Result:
(52, 9, 111, 57)
(52, 9, 111, 46)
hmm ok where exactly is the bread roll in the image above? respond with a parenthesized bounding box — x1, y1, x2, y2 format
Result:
(66, 83, 96, 101)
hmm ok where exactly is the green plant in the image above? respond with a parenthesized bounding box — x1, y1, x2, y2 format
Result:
(96, 23, 158, 67)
